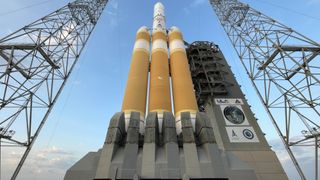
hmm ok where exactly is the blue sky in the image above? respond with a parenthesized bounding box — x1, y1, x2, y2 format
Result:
(1, 0, 320, 179)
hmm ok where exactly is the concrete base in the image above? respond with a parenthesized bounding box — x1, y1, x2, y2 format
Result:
(64, 111, 283, 180)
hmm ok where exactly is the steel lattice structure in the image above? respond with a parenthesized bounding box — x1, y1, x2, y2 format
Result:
(0, 0, 107, 179)
(210, 0, 320, 179)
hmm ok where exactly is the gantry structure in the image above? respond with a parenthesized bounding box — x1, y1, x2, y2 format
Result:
(210, 0, 320, 179)
(0, 0, 107, 179)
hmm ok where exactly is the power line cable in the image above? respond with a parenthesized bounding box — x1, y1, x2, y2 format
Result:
(45, 48, 90, 149)
(250, 0, 320, 21)
(0, 0, 52, 17)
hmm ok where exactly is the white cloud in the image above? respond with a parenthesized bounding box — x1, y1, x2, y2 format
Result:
(72, 80, 82, 86)
(184, 0, 207, 15)
(190, 0, 207, 7)
(307, 0, 320, 5)
(105, 0, 120, 29)
(269, 138, 316, 180)
(2, 146, 76, 180)
(110, 0, 119, 10)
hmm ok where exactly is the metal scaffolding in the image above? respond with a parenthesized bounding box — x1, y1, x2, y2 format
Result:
(210, 0, 320, 179)
(0, 0, 108, 179)
(187, 41, 230, 111)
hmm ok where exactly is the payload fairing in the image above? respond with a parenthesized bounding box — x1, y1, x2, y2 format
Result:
(65, 2, 288, 180)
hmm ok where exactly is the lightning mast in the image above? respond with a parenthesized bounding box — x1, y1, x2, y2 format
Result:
(0, 0, 108, 179)
(209, 0, 320, 179)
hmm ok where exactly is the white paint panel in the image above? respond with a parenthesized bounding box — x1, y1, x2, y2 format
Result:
(176, 120, 182, 135)
(124, 113, 145, 134)
(175, 112, 196, 134)
(152, 39, 168, 51)
(158, 112, 163, 133)
(134, 39, 150, 52)
(226, 126, 259, 143)
(169, 39, 186, 52)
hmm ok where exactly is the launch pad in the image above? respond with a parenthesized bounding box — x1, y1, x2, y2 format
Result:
(65, 111, 258, 179)
(0, 0, 319, 178)
(64, 41, 287, 180)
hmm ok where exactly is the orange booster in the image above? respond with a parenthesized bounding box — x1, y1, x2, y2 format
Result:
(122, 26, 150, 134)
(169, 27, 198, 134)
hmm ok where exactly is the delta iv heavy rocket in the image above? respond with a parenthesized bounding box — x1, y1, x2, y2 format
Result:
(122, 2, 197, 135)
(65, 2, 288, 180)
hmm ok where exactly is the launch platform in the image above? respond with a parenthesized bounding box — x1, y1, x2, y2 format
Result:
(65, 2, 287, 180)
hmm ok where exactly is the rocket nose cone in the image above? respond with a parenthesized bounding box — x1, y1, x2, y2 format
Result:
(169, 26, 181, 35)
(170, 26, 180, 32)
(154, 2, 164, 10)
(137, 26, 149, 33)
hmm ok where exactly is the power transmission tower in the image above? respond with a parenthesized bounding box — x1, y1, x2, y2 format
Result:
(209, 0, 320, 179)
(0, 0, 108, 179)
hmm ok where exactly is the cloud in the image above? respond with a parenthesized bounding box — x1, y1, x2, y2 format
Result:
(190, 0, 207, 7)
(105, 0, 120, 29)
(184, 0, 207, 15)
(307, 0, 320, 5)
(72, 80, 81, 85)
(2, 146, 77, 180)
(269, 138, 316, 180)
(110, 0, 119, 10)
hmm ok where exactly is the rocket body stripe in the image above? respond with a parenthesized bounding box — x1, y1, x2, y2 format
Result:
(152, 39, 168, 52)
(152, 30, 167, 39)
(169, 27, 198, 134)
(169, 39, 186, 53)
(134, 39, 150, 52)
(122, 27, 150, 134)
(136, 32, 150, 40)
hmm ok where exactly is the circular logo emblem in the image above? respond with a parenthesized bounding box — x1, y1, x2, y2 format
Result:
(223, 106, 245, 124)
(242, 129, 254, 139)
